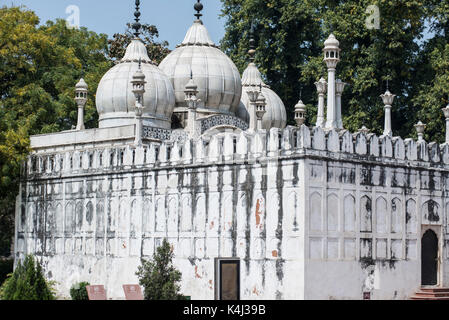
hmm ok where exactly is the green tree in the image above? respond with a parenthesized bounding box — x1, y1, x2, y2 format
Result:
(136, 239, 185, 300)
(0, 255, 55, 300)
(70, 281, 90, 300)
(0, 5, 172, 257)
(220, 0, 433, 138)
(411, 0, 449, 142)
(108, 23, 171, 64)
(220, 0, 323, 125)
(0, 6, 111, 257)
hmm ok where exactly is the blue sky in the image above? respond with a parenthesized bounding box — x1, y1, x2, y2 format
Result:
(3, 0, 226, 49)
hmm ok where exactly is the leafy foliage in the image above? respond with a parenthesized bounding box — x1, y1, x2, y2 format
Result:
(70, 281, 90, 300)
(220, 0, 448, 140)
(136, 239, 185, 300)
(108, 23, 171, 64)
(0, 5, 170, 257)
(0, 6, 112, 257)
(0, 259, 13, 285)
(0, 255, 55, 300)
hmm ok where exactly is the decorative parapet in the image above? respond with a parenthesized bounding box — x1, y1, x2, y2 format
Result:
(200, 114, 249, 134)
(25, 124, 449, 178)
(142, 126, 172, 141)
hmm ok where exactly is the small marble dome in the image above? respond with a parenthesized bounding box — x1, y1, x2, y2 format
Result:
(159, 20, 242, 116)
(239, 63, 287, 129)
(76, 78, 88, 90)
(96, 39, 176, 129)
(324, 33, 340, 48)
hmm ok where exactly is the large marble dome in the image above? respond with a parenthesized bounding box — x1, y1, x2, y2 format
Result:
(159, 19, 242, 117)
(95, 39, 176, 129)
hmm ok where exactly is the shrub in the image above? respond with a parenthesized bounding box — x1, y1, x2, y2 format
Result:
(0, 255, 55, 300)
(136, 239, 185, 300)
(70, 282, 90, 300)
(0, 259, 13, 285)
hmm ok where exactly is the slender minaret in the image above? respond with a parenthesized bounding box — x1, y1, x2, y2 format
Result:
(131, 60, 146, 146)
(75, 78, 88, 131)
(245, 24, 262, 131)
(185, 72, 200, 137)
(255, 85, 267, 130)
(380, 82, 396, 136)
(323, 34, 341, 129)
(314, 77, 327, 127)
(442, 100, 449, 144)
(335, 79, 347, 129)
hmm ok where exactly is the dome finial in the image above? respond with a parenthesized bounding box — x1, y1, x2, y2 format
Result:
(132, 0, 142, 38)
(194, 0, 203, 20)
(248, 23, 256, 63)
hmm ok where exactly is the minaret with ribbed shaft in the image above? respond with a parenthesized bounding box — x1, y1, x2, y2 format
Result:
(314, 77, 327, 127)
(335, 79, 346, 129)
(184, 72, 200, 137)
(75, 78, 88, 131)
(255, 85, 267, 130)
(131, 60, 146, 146)
(246, 24, 261, 131)
(323, 34, 341, 130)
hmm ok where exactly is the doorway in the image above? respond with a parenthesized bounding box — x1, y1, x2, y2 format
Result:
(421, 229, 439, 286)
(215, 258, 240, 300)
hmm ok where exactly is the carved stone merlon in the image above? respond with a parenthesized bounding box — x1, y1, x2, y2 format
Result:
(75, 78, 88, 131)
(442, 104, 449, 144)
(380, 89, 396, 136)
(294, 99, 306, 127)
(415, 121, 426, 142)
(358, 126, 371, 135)
(323, 34, 341, 130)
(314, 77, 327, 127)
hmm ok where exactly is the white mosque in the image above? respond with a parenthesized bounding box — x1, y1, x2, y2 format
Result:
(14, 0, 449, 300)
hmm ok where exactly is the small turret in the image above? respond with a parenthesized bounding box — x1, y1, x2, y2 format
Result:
(294, 99, 306, 127)
(75, 78, 88, 131)
(323, 34, 341, 130)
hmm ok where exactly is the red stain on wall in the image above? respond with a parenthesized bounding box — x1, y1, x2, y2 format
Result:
(272, 250, 278, 258)
(255, 199, 263, 228)
(252, 286, 260, 296)
(195, 266, 202, 279)
(209, 221, 215, 230)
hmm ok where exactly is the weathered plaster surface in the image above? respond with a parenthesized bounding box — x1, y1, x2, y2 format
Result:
(15, 126, 449, 299)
